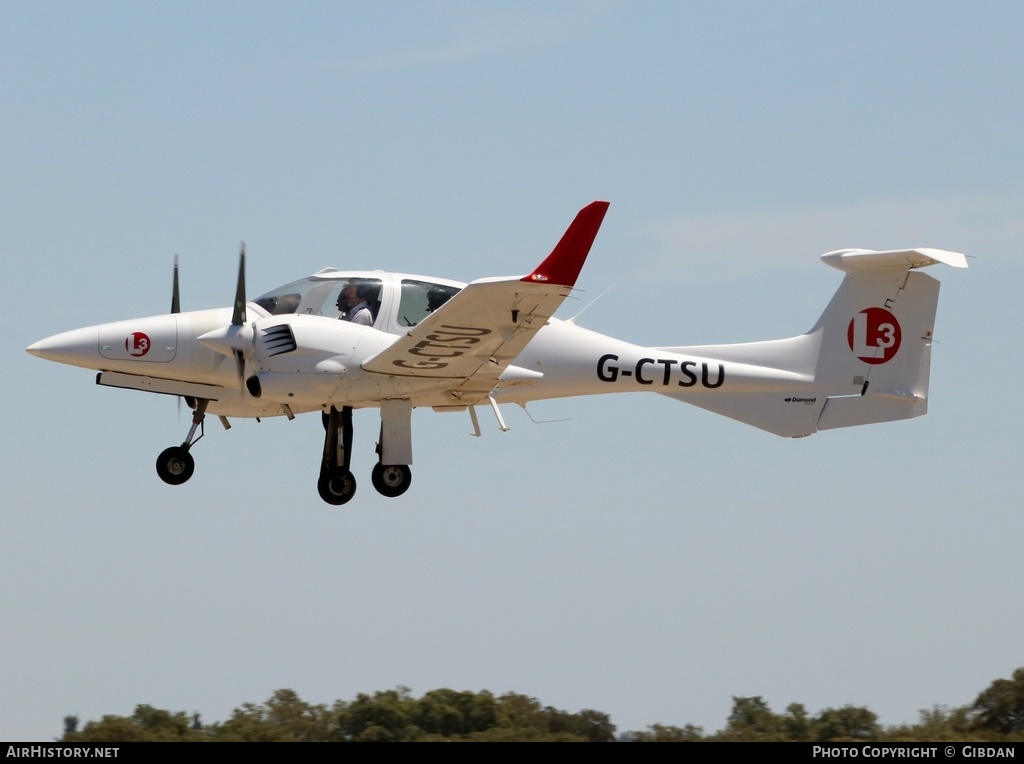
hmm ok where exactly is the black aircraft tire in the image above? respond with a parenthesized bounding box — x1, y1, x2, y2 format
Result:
(156, 446, 195, 486)
(318, 468, 357, 505)
(371, 463, 412, 498)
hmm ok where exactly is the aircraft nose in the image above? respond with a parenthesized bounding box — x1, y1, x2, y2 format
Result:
(25, 326, 99, 368)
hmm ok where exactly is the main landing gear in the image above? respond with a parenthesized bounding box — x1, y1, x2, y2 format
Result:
(318, 403, 413, 505)
(155, 399, 207, 485)
(319, 405, 357, 505)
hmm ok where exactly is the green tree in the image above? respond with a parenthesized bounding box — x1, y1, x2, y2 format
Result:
(813, 705, 880, 741)
(543, 706, 616, 742)
(63, 705, 204, 742)
(782, 703, 812, 742)
(214, 688, 337, 742)
(972, 667, 1024, 735)
(475, 692, 607, 741)
(627, 723, 705, 742)
(885, 705, 978, 742)
(716, 696, 787, 741)
(413, 688, 499, 738)
(58, 672, 1024, 743)
(337, 687, 420, 742)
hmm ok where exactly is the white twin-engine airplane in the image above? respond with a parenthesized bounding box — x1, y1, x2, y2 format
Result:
(27, 201, 967, 505)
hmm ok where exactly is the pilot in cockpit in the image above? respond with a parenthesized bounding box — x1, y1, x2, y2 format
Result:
(337, 282, 374, 326)
(426, 286, 455, 313)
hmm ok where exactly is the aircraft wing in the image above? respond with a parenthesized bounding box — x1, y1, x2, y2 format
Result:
(361, 201, 609, 399)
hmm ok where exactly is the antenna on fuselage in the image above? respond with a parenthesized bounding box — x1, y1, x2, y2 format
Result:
(517, 402, 573, 424)
(565, 284, 614, 325)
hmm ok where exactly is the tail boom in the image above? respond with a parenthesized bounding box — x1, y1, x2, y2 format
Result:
(655, 249, 964, 437)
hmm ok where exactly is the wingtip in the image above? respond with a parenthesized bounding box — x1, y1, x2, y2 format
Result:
(523, 201, 610, 287)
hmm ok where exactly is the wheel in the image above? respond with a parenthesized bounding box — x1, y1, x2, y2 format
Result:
(156, 446, 194, 485)
(318, 468, 357, 505)
(371, 463, 412, 498)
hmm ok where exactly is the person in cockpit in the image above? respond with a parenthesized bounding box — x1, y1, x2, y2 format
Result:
(426, 286, 455, 313)
(337, 283, 374, 326)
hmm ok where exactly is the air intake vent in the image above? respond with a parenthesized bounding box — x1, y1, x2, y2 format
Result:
(262, 324, 296, 357)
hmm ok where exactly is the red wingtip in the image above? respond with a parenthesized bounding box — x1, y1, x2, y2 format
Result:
(523, 200, 610, 288)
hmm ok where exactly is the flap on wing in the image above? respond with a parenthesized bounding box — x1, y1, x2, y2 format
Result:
(362, 201, 609, 391)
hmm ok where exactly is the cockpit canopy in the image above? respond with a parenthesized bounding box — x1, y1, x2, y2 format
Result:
(253, 269, 462, 336)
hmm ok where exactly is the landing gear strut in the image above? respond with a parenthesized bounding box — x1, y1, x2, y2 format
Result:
(156, 399, 207, 485)
(315, 401, 414, 504)
(318, 405, 357, 505)
(372, 399, 413, 499)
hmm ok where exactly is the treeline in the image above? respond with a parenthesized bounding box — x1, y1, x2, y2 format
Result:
(61, 668, 1024, 742)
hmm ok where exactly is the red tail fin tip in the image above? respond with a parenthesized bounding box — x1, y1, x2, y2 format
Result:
(523, 201, 610, 287)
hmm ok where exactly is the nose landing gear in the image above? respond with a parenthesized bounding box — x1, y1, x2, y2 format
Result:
(156, 399, 207, 486)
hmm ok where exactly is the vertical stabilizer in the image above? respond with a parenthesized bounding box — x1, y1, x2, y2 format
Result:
(813, 266, 940, 430)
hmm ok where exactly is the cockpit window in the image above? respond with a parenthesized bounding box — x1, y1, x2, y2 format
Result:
(397, 280, 459, 327)
(254, 277, 383, 323)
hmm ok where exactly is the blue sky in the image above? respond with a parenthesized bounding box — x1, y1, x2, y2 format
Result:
(3, 1, 1022, 740)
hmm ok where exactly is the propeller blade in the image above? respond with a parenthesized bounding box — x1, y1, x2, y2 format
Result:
(171, 256, 181, 314)
(231, 243, 246, 326)
(171, 256, 182, 411)
(233, 349, 246, 382)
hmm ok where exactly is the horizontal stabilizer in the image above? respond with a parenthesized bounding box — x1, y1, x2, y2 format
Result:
(817, 392, 927, 430)
(821, 248, 967, 273)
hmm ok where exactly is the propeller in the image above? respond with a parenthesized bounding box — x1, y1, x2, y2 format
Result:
(231, 243, 247, 380)
(171, 255, 181, 314)
(171, 255, 181, 419)
(196, 242, 254, 384)
(231, 243, 246, 326)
